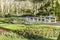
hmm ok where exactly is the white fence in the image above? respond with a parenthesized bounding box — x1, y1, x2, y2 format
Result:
(25, 16, 56, 23)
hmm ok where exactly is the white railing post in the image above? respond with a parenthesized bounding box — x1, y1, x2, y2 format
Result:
(54, 16, 56, 23)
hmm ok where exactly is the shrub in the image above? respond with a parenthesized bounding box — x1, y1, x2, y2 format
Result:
(15, 27, 60, 39)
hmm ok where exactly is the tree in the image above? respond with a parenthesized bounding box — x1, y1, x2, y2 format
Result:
(36, 0, 51, 16)
(55, 1, 60, 21)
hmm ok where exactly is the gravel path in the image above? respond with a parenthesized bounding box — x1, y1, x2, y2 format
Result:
(42, 22, 60, 27)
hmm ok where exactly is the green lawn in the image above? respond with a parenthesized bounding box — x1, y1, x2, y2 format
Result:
(0, 23, 59, 30)
(0, 24, 26, 30)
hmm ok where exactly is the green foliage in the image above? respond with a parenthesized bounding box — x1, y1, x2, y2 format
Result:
(0, 34, 27, 40)
(57, 33, 60, 40)
(55, 1, 60, 21)
(0, 0, 60, 20)
(0, 24, 59, 40)
(31, 0, 44, 3)
(0, 17, 25, 24)
(16, 26, 59, 39)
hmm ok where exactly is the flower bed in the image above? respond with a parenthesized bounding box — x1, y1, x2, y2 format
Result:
(15, 26, 60, 39)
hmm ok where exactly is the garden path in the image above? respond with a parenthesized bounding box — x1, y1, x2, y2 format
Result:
(42, 22, 60, 27)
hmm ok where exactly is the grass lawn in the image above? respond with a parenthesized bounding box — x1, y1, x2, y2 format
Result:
(0, 23, 59, 30)
(0, 24, 26, 30)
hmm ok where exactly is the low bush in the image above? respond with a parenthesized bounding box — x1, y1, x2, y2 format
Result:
(0, 17, 25, 24)
(15, 27, 60, 39)
(0, 25, 59, 40)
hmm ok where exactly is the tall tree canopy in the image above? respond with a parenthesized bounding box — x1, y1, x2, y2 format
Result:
(0, 0, 60, 21)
